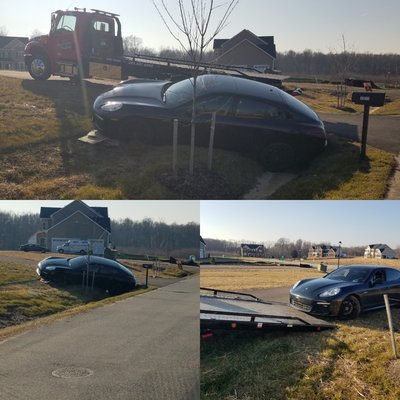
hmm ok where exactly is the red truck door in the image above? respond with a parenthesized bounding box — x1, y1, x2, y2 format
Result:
(51, 13, 79, 63)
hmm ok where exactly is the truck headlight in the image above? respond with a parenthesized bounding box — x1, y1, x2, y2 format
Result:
(101, 102, 123, 112)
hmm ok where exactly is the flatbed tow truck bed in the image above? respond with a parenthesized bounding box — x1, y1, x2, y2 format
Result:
(201, 288, 335, 332)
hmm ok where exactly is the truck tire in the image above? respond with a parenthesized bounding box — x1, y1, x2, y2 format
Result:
(58, 249, 64, 254)
(27, 52, 51, 80)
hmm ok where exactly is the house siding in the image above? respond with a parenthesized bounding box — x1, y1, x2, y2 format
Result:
(51, 201, 99, 226)
(215, 41, 275, 69)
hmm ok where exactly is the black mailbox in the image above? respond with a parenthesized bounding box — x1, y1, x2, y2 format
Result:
(142, 263, 153, 269)
(352, 92, 385, 107)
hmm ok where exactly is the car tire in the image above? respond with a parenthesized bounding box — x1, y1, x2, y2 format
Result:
(339, 295, 361, 319)
(260, 142, 296, 172)
(58, 249, 64, 254)
(27, 52, 52, 81)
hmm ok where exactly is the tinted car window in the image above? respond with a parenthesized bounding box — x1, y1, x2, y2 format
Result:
(235, 98, 287, 120)
(327, 267, 371, 282)
(386, 269, 400, 282)
(196, 95, 233, 116)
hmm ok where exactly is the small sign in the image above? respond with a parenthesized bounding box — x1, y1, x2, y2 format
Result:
(142, 263, 153, 269)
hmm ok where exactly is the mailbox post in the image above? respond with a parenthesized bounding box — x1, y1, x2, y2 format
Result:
(142, 263, 153, 288)
(351, 92, 385, 160)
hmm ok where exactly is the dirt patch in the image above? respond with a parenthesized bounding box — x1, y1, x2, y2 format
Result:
(160, 168, 234, 199)
(0, 311, 34, 329)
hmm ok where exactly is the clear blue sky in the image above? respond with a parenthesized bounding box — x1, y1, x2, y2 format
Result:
(0, 201, 200, 224)
(201, 201, 400, 248)
(1, 0, 399, 54)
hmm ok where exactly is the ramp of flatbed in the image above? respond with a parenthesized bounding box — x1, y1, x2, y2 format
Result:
(200, 288, 335, 331)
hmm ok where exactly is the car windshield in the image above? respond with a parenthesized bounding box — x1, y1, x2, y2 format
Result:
(68, 257, 85, 269)
(164, 79, 194, 106)
(326, 267, 371, 283)
(279, 89, 320, 121)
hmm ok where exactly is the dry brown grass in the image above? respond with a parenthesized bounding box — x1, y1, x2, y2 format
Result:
(285, 82, 400, 116)
(200, 266, 323, 290)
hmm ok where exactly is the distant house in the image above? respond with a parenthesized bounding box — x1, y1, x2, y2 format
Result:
(35, 200, 111, 255)
(213, 29, 276, 72)
(200, 236, 207, 259)
(241, 243, 265, 258)
(308, 245, 339, 259)
(364, 244, 397, 259)
(0, 36, 29, 70)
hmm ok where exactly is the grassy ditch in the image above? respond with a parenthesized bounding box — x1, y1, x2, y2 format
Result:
(0, 75, 396, 199)
(0, 259, 152, 333)
(201, 265, 400, 400)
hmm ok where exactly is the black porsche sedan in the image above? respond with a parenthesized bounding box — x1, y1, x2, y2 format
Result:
(289, 265, 400, 319)
(37, 256, 136, 295)
(93, 74, 327, 171)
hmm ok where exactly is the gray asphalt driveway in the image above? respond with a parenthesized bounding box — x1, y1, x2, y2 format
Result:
(0, 276, 199, 400)
(320, 113, 400, 154)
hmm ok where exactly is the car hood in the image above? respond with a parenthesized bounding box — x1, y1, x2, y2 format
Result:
(292, 278, 359, 297)
(95, 80, 169, 107)
(38, 257, 69, 269)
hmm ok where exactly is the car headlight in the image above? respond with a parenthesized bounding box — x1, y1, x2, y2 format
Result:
(319, 287, 341, 298)
(101, 102, 123, 112)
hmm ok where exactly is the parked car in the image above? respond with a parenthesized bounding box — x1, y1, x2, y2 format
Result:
(20, 243, 47, 253)
(37, 256, 136, 295)
(93, 74, 327, 171)
(290, 265, 400, 319)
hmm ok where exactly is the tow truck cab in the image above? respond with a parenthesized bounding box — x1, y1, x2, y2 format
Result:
(24, 8, 124, 81)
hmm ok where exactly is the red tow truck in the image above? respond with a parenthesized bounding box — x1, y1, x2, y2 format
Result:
(24, 8, 285, 85)
(24, 8, 125, 81)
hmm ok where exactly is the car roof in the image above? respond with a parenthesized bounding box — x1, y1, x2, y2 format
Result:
(337, 265, 394, 270)
(196, 74, 282, 102)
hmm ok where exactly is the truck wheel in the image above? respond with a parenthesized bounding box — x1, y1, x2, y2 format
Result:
(58, 249, 64, 254)
(28, 53, 51, 80)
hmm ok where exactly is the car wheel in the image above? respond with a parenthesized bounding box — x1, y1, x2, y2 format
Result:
(27, 52, 52, 80)
(260, 142, 296, 172)
(58, 249, 64, 254)
(339, 295, 361, 319)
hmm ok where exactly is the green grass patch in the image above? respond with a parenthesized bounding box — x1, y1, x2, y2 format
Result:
(269, 136, 395, 199)
(0, 262, 36, 285)
(201, 310, 400, 400)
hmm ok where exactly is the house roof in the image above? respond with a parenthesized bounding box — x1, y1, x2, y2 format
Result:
(0, 36, 29, 48)
(40, 202, 111, 232)
(213, 29, 276, 58)
(200, 236, 206, 245)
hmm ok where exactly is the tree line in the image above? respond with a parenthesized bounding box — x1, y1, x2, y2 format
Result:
(204, 237, 390, 259)
(0, 212, 199, 257)
(276, 50, 400, 81)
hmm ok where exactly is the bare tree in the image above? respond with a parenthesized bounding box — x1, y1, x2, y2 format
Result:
(123, 35, 144, 56)
(0, 25, 8, 36)
(153, 0, 239, 174)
